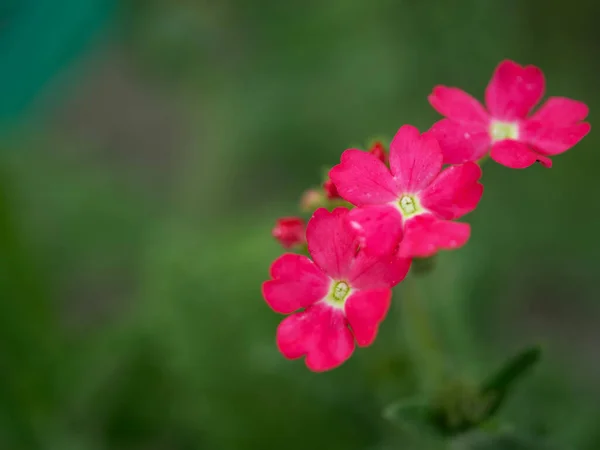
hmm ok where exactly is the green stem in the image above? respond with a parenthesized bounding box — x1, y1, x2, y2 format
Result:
(400, 273, 446, 394)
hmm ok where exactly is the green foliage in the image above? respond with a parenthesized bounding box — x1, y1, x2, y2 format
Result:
(384, 347, 542, 441)
(480, 346, 542, 420)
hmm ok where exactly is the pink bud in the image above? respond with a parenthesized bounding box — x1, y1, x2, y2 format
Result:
(300, 189, 323, 211)
(272, 217, 306, 249)
(368, 141, 387, 163)
(323, 179, 341, 200)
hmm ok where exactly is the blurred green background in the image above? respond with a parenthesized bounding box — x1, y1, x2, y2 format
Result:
(1, 1, 599, 449)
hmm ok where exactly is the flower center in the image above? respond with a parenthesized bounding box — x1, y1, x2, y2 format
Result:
(490, 120, 519, 142)
(399, 195, 419, 217)
(326, 281, 351, 308)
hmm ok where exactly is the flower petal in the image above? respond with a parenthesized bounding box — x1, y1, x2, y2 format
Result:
(389, 125, 443, 192)
(329, 149, 398, 206)
(522, 122, 590, 156)
(428, 119, 491, 164)
(528, 97, 589, 125)
(485, 60, 545, 120)
(521, 97, 590, 156)
(306, 207, 357, 279)
(428, 86, 489, 124)
(347, 205, 403, 257)
(262, 254, 330, 314)
(345, 289, 391, 347)
(490, 140, 552, 169)
(276, 302, 354, 372)
(420, 162, 483, 220)
(397, 214, 471, 258)
(348, 250, 411, 290)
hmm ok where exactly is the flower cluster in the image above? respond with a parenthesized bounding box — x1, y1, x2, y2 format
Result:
(263, 60, 590, 371)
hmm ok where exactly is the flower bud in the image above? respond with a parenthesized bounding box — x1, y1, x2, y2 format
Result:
(300, 189, 324, 212)
(368, 141, 387, 163)
(272, 217, 306, 249)
(323, 179, 341, 200)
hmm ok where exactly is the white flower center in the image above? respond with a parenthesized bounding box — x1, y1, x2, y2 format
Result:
(399, 195, 419, 217)
(326, 281, 351, 308)
(490, 120, 519, 142)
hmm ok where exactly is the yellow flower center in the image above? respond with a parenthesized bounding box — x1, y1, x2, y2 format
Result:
(326, 281, 351, 308)
(490, 120, 519, 142)
(399, 195, 420, 217)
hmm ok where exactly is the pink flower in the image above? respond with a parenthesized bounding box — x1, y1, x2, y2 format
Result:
(272, 217, 306, 249)
(262, 207, 410, 371)
(428, 59, 590, 169)
(329, 125, 483, 258)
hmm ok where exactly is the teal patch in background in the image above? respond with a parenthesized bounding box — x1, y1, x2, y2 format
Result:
(0, 0, 115, 127)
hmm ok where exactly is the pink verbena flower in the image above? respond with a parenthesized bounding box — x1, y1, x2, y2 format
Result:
(262, 207, 410, 372)
(428, 59, 590, 169)
(272, 217, 306, 249)
(329, 125, 483, 258)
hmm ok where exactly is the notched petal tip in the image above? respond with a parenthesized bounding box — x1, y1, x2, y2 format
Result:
(281, 305, 354, 372)
(306, 205, 358, 279)
(330, 149, 398, 206)
(396, 124, 421, 136)
(419, 161, 484, 220)
(486, 59, 545, 120)
(390, 125, 444, 192)
(427, 85, 489, 125)
(264, 253, 330, 314)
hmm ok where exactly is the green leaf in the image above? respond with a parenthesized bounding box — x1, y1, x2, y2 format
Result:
(383, 397, 437, 435)
(479, 346, 542, 419)
(453, 429, 557, 450)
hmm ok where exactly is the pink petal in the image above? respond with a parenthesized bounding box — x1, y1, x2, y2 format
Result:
(397, 214, 471, 258)
(348, 250, 411, 290)
(306, 208, 358, 279)
(485, 60, 545, 120)
(329, 149, 398, 206)
(420, 162, 483, 220)
(521, 98, 590, 156)
(522, 122, 590, 156)
(528, 97, 589, 125)
(490, 140, 552, 169)
(262, 253, 330, 314)
(344, 289, 391, 347)
(276, 302, 354, 372)
(428, 86, 489, 124)
(347, 205, 403, 257)
(428, 119, 491, 164)
(389, 125, 443, 192)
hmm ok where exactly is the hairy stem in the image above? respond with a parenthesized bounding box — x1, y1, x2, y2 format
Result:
(400, 273, 446, 394)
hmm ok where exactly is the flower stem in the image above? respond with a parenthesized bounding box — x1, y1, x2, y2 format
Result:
(399, 273, 446, 394)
